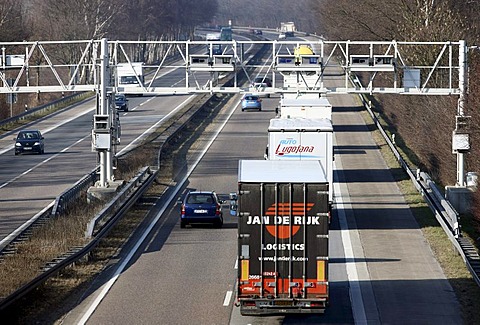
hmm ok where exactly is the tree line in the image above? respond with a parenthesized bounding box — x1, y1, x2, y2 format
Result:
(1, 0, 218, 42)
(311, 0, 480, 228)
(0, 0, 219, 119)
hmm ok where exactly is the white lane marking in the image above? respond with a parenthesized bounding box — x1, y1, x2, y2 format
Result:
(0, 136, 88, 190)
(334, 144, 370, 324)
(117, 95, 196, 159)
(223, 290, 233, 307)
(77, 95, 239, 324)
(0, 201, 55, 248)
(234, 258, 238, 270)
(335, 181, 367, 324)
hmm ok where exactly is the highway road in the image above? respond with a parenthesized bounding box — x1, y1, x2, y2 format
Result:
(0, 36, 258, 245)
(61, 62, 461, 324)
(0, 33, 463, 324)
(0, 91, 196, 242)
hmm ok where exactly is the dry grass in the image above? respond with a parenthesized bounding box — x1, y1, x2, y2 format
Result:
(0, 200, 98, 299)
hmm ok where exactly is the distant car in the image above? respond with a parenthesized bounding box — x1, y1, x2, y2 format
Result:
(278, 33, 286, 39)
(241, 94, 262, 111)
(254, 29, 263, 35)
(252, 76, 272, 88)
(115, 93, 129, 111)
(251, 76, 272, 98)
(180, 191, 224, 228)
(14, 130, 44, 155)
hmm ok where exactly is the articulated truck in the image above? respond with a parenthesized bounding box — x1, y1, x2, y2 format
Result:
(232, 160, 330, 315)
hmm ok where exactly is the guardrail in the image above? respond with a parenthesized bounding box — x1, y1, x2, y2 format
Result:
(351, 74, 480, 287)
(85, 167, 156, 238)
(0, 92, 92, 129)
(52, 168, 98, 216)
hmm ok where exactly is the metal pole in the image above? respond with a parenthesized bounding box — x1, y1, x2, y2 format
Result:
(456, 40, 467, 186)
(99, 38, 109, 187)
(107, 150, 113, 181)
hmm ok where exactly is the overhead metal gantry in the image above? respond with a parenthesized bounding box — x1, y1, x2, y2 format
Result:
(0, 38, 470, 188)
(0, 39, 466, 95)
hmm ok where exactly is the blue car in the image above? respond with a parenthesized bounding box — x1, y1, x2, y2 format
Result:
(180, 191, 224, 228)
(241, 94, 262, 111)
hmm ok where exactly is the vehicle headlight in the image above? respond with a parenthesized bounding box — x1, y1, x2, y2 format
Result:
(34, 142, 40, 146)
(15, 142, 22, 147)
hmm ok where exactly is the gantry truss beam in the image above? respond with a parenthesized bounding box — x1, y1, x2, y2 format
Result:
(0, 39, 466, 96)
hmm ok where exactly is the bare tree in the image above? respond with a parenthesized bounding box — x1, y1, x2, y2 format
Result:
(312, 0, 405, 40)
(27, 0, 127, 40)
(0, 0, 28, 41)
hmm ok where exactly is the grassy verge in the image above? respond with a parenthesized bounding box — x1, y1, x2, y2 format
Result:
(360, 107, 480, 325)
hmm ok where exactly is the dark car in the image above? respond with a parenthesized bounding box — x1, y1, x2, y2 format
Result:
(180, 191, 224, 228)
(241, 94, 262, 111)
(252, 76, 272, 87)
(251, 76, 272, 98)
(14, 130, 45, 155)
(254, 29, 263, 35)
(115, 93, 129, 111)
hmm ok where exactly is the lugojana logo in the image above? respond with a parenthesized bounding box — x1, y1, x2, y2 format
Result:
(275, 139, 315, 156)
(246, 203, 317, 239)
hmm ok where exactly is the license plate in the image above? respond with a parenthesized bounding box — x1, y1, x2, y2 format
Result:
(194, 209, 208, 213)
(274, 301, 293, 306)
(24, 147, 32, 150)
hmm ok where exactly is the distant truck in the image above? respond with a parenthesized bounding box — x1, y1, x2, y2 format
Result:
(280, 96, 332, 120)
(116, 62, 144, 94)
(231, 159, 330, 315)
(280, 22, 296, 37)
(220, 26, 233, 41)
(265, 117, 334, 204)
(206, 32, 222, 55)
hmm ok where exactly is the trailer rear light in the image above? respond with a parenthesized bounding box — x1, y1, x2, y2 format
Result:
(310, 302, 324, 307)
(243, 301, 256, 307)
(181, 204, 185, 215)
